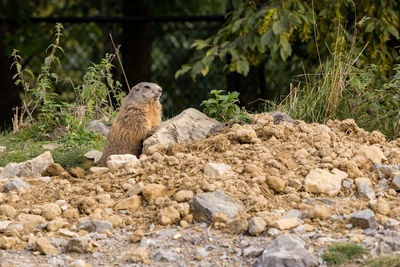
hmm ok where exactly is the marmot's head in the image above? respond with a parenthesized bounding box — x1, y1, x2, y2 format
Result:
(127, 82, 163, 103)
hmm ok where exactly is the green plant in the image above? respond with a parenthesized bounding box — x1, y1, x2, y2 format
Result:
(322, 242, 367, 266)
(201, 89, 251, 123)
(365, 254, 400, 267)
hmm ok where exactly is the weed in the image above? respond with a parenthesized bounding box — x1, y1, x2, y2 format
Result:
(201, 90, 251, 123)
(365, 254, 400, 267)
(322, 242, 367, 266)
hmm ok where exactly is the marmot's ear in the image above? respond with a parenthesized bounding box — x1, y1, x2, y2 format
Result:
(132, 85, 140, 91)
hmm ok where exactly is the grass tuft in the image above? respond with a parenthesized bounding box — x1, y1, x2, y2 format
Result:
(322, 242, 367, 266)
(365, 254, 400, 267)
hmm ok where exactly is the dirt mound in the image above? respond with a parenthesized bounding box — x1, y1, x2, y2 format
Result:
(0, 112, 399, 265)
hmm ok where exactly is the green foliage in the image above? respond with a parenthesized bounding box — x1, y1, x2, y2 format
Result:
(322, 242, 367, 266)
(275, 28, 400, 139)
(10, 23, 124, 141)
(177, 0, 399, 80)
(365, 254, 400, 267)
(201, 90, 251, 123)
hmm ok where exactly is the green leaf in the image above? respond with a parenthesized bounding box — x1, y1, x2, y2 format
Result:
(24, 69, 35, 79)
(279, 36, 292, 61)
(272, 21, 284, 35)
(236, 59, 250, 76)
(190, 61, 203, 79)
(201, 65, 210, 76)
(364, 22, 375, 33)
(232, 18, 244, 33)
(387, 24, 399, 39)
(175, 65, 191, 79)
(191, 39, 210, 50)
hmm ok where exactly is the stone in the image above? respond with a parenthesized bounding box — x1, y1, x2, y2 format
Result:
(204, 162, 232, 177)
(142, 183, 167, 201)
(243, 246, 264, 257)
(174, 190, 194, 202)
(308, 205, 330, 220)
(34, 237, 59, 255)
(58, 228, 79, 238)
(271, 218, 299, 230)
(84, 150, 103, 164)
(68, 259, 92, 267)
(106, 154, 140, 171)
(47, 219, 67, 232)
(125, 247, 149, 264)
(0, 236, 17, 250)
(266, 176, 286, 192)
(190, 190, 244, 222)
(159, 206, 181, 225)
(43, 163, 65, 176)
(248, 216, 266, 236)
(260, 233, 317, 267)
(0, 146, 6, 154)
(175, 203, 190, 217)
(0, 151, 54, 179)
(369, 199, 390, 216)
(127, 182, 144, 196)
(392, 173, 400, 190)
(41, 203, 62, 221)
(89, 167, 109, 174)
(304, 168, 348, 196)
(355, 178, 376, 200)
(129, 230, 144, 243)
(234, 124, 259, 143)
(3, 177, 31, 191)
(41, 143, 61, 150)
(268, 111, 297, 124)
(153, 248, 180, 262)
(350, 209, 377, 229)
(69, 167, 85, 178)
(16, 213, 46, 231)
(66, 236, 94, 253)
(78, 219, 113, 233)
(114, 195, 141, 212)
(339, 161, 362, 178)
(86, 120, 109, 135)
(283, 209, 304, 219)
(359, 145, 387, 165)
(373, 164, 400, 179)
(228, 216, 248, 234)
(0, 220, 13, 232)
(143, 108, 222, 154)
(0, 204, 17, 219)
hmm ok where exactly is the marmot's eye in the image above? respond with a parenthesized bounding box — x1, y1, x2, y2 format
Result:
(144, 85, 150, 89)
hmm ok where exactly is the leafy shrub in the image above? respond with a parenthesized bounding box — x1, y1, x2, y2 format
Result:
(201, 90, 251, 123)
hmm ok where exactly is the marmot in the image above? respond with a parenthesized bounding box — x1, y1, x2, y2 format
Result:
(99, 82, 162, 166)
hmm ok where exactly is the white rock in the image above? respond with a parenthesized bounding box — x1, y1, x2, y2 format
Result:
(41, 143, 61, 150)
(304, 168, 348, 196)
(143, 108, 222, 154)
(106, 154, 140, 171)
(0, 146, 6, 154)
(359, 145, 387, 165)
(0, 151, 54, 179)
(89, 167, 109, 174)
(84, 150, 103, 164)
(204, 162, 232, 177)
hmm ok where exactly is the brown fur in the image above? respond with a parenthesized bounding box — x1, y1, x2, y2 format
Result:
(100, 82, 162, 166)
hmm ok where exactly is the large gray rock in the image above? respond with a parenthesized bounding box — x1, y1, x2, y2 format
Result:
(350, 209, 377, 229)
(3, 177, 31, 191)
(142, 108, 222, 154)
(190, 190, 244, 223)
(0, 151, 54, 179)
(78, 219, 113, 233)
(86, 120, 110, 136)
(259, 233, 317, 267)
(268, 111, 297, 125)
(373, 164, 400, 179)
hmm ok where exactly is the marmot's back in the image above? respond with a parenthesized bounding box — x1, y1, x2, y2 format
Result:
(99, 82, 162, 166)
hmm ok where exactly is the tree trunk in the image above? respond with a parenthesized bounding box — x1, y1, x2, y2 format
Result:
(121, 1, 154, 91)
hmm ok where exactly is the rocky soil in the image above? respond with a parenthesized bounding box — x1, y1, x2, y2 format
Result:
(0, 110, 399, 266)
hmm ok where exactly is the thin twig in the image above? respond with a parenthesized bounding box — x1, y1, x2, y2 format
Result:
(109, 33, 130, 90)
